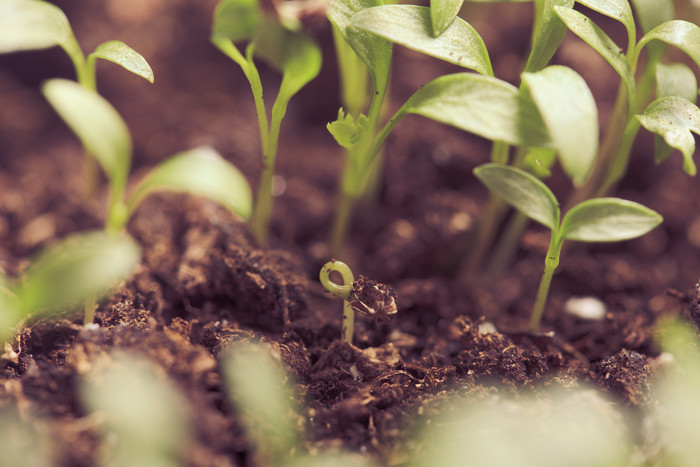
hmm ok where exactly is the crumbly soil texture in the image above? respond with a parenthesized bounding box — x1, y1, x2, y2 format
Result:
(1, 1, 699, 465)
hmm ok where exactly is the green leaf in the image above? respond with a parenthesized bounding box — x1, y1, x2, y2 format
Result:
(656, 63, 698, 103)
(15, 231, 140, 314)
(328, 0, 392, 98)
(327, 108, 370, 149)
(560, 198, 662, 242)
(630, 0, 674, 35)
(211, 0, 261, 42)
(635, 21, 700, 70)
(126, 147, 253, 221)
(577, 0, 635, 50)
(522, 65, 598, 186)
(554, 6, 635, 99)
(0, 0, 72, 53)
(89, 40, 154, 83)
(431, 0, 464, 36)
(255, 22, 322, 99)
(525, 0, 574, 73)
(222, 342, 300, 462)
(351, 5, 492, 76)
(636, 96, 700, 175)
(81, 353, 190, 466)
(42, 79, 131, 186)
(474, 163, 559, 230)
(398, 73, 550, 147)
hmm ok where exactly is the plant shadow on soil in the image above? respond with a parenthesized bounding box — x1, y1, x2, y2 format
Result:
(1, 1, 700, 465)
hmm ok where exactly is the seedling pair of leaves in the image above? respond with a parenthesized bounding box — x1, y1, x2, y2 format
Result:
(42, 78, 252, 322)
(553, 0, 700, 198)
(211, 0, 321, 245)
(474, 163, 662, 331)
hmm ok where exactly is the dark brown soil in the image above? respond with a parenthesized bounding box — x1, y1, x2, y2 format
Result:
(1, 1, 699, 465)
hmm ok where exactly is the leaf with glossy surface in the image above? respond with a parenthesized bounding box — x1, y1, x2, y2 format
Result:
(656, 63, 698, 102)
(630, 0, 674, 34)
(42, 79, 131, 185)
(522, 65, 598, 186)
(351, 5, 492, 76)
(328, 0, 391, 96)
(431, 0, 464, 36)
(561, 198, 662, 242)
(635, 21, 700, 70)
(0, 0, 71, 53)
(15, 231, 140, 314)
(636, 96, 700, 175)
(398, 73, 550, 147)
(554, 6, 634, 99)
(211, 0, 261, 42)
(577, 0, 635, 49)
(474, 164, 559, 230)
(89, 40, 154, 83)
(525, 0, 574, 73)
(126, 147, 253, 221)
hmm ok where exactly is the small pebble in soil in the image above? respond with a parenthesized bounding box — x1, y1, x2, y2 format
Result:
(478, 321, 498, 334)
(564, 296, 606, 320)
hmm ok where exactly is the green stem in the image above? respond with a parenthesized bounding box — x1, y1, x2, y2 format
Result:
(332, 26, 368, 118)
(487, 210, 529, 280)
(319, 260, 355, 343)
(530, 235, 563, 332)
(595, 118, 642, 197)
(83, 294, 97, 325)
(330, 191, 357, 258)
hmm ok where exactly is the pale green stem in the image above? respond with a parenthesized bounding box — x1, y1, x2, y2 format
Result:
(332, 26, 368, 118)
(487, 210, 529, 280)
(83, 294, 97, 325)
(319, 261, 355, 343)
(595, 118, 642, 197)
(530, 235, 563, 332)
(330, 191, 357, 258)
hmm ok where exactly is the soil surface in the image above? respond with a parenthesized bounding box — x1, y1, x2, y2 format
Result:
(1, 1, 700, 465)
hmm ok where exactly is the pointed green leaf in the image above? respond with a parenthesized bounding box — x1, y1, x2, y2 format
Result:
(211, 0, 261, 42)
(522, 65, 598, 186)
(474, 163, 559, 230)
(398, 73, 550, 147)
(0, 0, 71, 53)
(15, 231, 140, 314)
(126, 147, 253, 220)
(255, 22, 322, 99)
(223, 342, 300, 462)
(431, 0, 464, 36)
(327, 108, 369, 149)
(89, 40, 154, 83)
(656, 63, 698, 103)
(554, 6, 634, 99)
(577, 0, 635, 50)
(525, 0, 574, 73)
(328, 0, 392, 97)
(42, 79, 131, 185)
(351, 5, 492, 76)
(636, 96, 700, 175)
(635, 21, 700, 70)
(630, 0, 674, 35)
(561, 198, 662, 242)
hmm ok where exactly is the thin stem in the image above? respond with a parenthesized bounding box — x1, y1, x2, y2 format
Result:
(487, 210, 529, 280)
(332, 26, 368, 118)
(319, 260, 355, 343)
(330, 191, 356, 258)
(530, 235, 563, 332)
(83, 294, 97, 325)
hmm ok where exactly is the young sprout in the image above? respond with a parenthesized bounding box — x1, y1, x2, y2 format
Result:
(42, 78, 252, 323)
(0, 0, 154, 196)
(319, 260, 397, 344)
(474, 163, 662, 332)
(211, 0, 321, 245)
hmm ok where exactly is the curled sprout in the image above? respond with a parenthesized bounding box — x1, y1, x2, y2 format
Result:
(320, 260, 398, 344)
(319, 260, 355, 343)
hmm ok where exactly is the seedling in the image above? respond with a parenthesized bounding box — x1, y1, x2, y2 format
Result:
(1, 230, 140, 343)
(0, 0, 154, 196)
(42, 78, 252, 322)
(319, 260, 397, 344)
(211, 0, 321, 245)
(474, 163, 662, 331)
